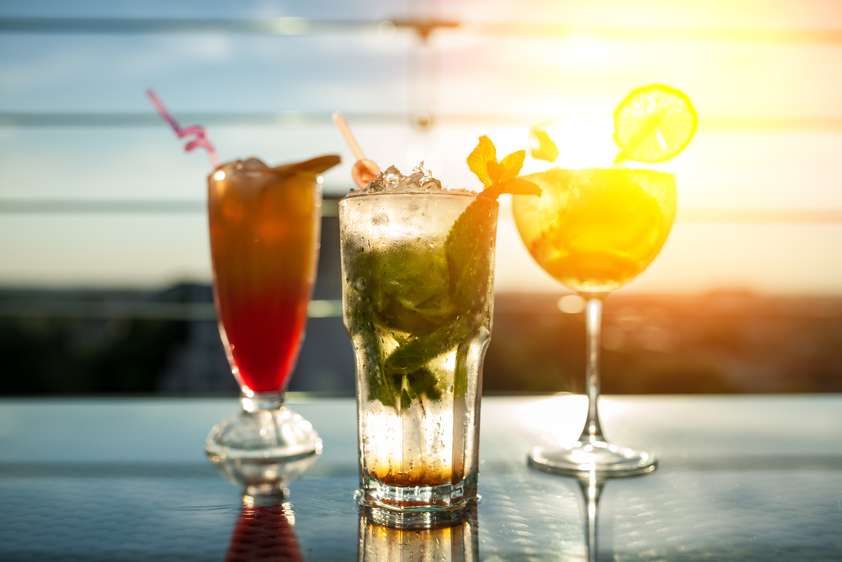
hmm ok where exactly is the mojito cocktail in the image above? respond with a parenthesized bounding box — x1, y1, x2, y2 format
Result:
(340, 165, 499, 513)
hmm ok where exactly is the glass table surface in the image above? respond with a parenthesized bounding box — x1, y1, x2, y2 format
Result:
(0, 394, 840, 561)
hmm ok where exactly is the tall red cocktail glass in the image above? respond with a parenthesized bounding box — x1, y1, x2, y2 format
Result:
(205, 155, 338, 461)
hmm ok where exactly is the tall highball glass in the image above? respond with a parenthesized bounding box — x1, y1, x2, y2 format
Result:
(340, 187, 498, 523)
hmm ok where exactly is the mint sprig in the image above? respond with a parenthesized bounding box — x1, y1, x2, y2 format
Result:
(467, 135, 542, 199)
(355, 137, 540, 410)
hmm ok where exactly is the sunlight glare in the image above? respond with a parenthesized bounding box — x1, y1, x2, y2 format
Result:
(566, 24, 609, 67)
(530, 117, 617, 169)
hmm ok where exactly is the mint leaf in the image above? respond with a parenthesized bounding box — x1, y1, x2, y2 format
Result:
(486, 159, 504, 184)
(445, 197, 497, 313)
(467, 136, 541, 201)
(384, 315, 474, 375)
(348, 307, 397, 408)
(499, 150, 526, 182)
(396, 368, 442, 410)
(360, 243, 455, 336)
(480, 177, 542, 200)
(467, 135, 496, 188)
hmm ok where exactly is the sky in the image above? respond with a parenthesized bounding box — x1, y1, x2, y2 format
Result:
(0, 0, 841, 294)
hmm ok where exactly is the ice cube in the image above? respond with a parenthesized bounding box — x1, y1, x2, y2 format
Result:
(352, 162, 460, 195)
(241, 157, 269, 170)
(367, 178, 386, 193)
(395, 171, 424, 192)
(421, 178, 442, 191)
(380, 166, 403, 188)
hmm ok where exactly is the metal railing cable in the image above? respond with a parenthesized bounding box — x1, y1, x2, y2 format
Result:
(1, 17, 841, 45)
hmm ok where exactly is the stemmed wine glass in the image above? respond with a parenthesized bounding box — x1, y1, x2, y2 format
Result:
(513, 116, 680, 476)
(204, 155, 339, 461)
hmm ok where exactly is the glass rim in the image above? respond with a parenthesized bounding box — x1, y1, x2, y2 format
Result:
(208, 161, 326, 182)
(339, 189, 486, 201)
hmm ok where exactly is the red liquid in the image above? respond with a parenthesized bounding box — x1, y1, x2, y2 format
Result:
(209, 162, 320, 393)
(225, 503, 303, 562)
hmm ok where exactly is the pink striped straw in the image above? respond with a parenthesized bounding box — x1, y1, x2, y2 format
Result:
(146, 89, 219, 170)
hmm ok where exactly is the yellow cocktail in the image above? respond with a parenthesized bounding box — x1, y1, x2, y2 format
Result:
(516, 85, 696, 477)
(514, 167, 676, 294)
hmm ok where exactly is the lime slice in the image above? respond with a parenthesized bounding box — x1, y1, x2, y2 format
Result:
(613, 85, 697, 163)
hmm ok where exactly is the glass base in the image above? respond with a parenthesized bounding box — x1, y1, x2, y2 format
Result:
(207, 450, 319, 497)
(356, 473, 478, 522)
(205, 394, 322, 461)
(529, 438, 657, 477)
(360, 502, 476, 530)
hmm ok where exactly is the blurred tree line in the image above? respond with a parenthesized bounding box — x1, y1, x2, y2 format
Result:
(1, 287, 841, 396)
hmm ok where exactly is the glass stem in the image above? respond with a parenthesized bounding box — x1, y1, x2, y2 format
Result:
(241, 392, 284, 412)
(580, 295, 606, 444)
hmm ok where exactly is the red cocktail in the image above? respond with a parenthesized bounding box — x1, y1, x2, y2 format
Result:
(205, 155, 339, 461)
(209, 157, 321, 393)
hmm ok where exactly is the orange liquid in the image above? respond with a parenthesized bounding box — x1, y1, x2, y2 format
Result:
(513, 168, 676, 294)
(370, 462, 453, 488)
(208, 164, 320, 394)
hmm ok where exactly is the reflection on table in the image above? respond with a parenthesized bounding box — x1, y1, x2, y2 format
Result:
(0, 396, 840, 560)
(226, 494, 303, 562)
(358, 504, 478, 562)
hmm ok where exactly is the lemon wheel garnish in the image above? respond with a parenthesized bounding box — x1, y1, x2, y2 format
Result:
(613, 84, 697, 164)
